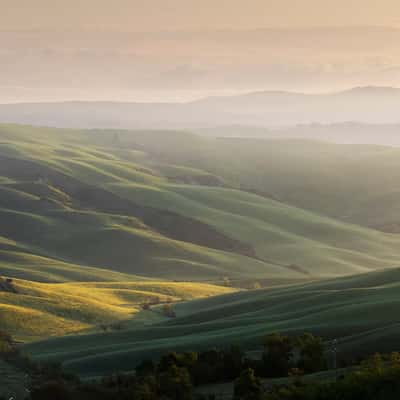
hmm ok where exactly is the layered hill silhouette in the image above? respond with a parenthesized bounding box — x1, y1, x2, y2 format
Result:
(0, 87, 399, 129)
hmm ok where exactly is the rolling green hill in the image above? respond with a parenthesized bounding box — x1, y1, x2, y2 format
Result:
(23, 267, 400, 377)
(2, 123, 400, 364)
(1, 124, 400, 283)
(91, 128, 400, 231)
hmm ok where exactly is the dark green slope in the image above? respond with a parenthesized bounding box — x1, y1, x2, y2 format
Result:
(24, 268, 400, 377)
(97, 129, 400, 231)
(2, 124, 400, 281)
(0, 129, 284, 282)
(2, 123, 400, 377)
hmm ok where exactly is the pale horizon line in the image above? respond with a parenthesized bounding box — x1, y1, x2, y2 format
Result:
(0, 85, 399, 106)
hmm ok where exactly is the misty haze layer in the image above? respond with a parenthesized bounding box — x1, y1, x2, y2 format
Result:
(0, 87, 399, 135)
(1, 27, 400, 102)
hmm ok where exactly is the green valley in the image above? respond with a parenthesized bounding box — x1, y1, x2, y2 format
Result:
(1, 123, 400, 382)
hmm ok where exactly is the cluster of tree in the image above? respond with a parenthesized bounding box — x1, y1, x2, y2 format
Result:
(2, 325, 400, 400)
(28, 333, 325, 400)
(255, 352, 400, 400)
(29, 351, 400, 400)
(0, 276, 17, 293)
(135, 346, 245, 386)
(30, 366, 192, 400)
(261, 332, 326, 377)
(145, 332, 325, 386)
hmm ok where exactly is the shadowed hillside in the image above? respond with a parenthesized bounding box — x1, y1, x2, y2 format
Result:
(89, 128, 400, 232)
(23, 267, 400, 377)
(1, 125, 400, 281)
(2, 124, 400, 357)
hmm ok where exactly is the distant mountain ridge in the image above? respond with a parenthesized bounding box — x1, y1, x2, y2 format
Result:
(0, 86, 399, 129)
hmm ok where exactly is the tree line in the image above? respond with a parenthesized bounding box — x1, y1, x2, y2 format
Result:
(3, 330, 400, 400)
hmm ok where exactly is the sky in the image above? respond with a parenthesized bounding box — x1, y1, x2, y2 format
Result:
(3, 0, 400, 31)
(1, 0, 400, 102)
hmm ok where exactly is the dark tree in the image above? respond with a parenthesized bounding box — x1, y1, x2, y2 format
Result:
(30, 380, 70, 400)
(296, 333, 326, 374)
(158, 365, 193, 400)
(262, 333, 293, 377)
(234, 368, 264, 400)
(158, 352, 179, 373)
(136, 359, 156, 377)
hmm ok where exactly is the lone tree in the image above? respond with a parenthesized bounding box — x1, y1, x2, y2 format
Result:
(158, 364, 193, 400)
(295, 333, 326, 373)
(262, 333, 294, 377)
(162, 304, 177, 318)
(234, 368, 264, 400)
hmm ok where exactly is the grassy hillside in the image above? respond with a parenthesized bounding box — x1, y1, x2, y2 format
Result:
(2, 123, 400, 377)
(0, 278, 235, 341)
(111, 183, 400, 276)
(94, 128, 400, 231)
(1, 124, 400, 282)
(24, 268, 400, 377)
(0, 251, 148, 283)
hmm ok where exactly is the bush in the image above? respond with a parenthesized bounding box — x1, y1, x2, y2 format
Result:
(262, 333, 293, 377)
(234, 368, 264, 400)
(295, 333, 326, 373)
(162, 304, 177, 318)
(30, 380, 70, 400)
(158, 365, 193, 400)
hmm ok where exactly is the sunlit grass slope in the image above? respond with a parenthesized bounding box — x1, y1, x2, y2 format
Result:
(24, 268, 400, 377)
(0, 279, 235, 341)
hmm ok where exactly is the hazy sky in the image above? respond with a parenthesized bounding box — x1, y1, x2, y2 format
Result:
(1, 1, 400, 102)
(3, 0, 400, 30)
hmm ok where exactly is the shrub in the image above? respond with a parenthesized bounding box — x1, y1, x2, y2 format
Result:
(234, 368, 264, 400)
(162, 304, 177, 318)
(295, 333, 326, 373)
(262, 333, 293, 377)
(158, 365, 193, 400)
